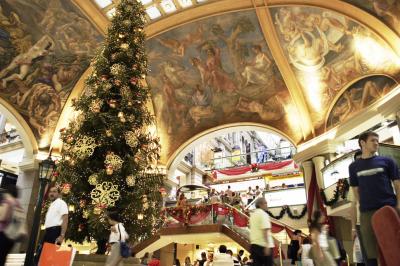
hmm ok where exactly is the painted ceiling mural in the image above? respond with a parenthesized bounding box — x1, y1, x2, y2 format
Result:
(270, 6, 400, 134)
(326, 75, 397, 129)
(0, 0, 102, 147)
(146, 10, 302, 160)
(344, 0, 400, 35)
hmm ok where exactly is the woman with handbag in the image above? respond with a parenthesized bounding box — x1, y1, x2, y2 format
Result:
(105, 211, 129, 266)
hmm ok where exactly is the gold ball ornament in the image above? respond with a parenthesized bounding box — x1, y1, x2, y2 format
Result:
(118, 112, 126, 123)
(88, 174, 98, 185)
(120, 43, 129, 50)
(106, 129, 112, 137)
(106, 165, 114, 175)
(126, 175, 135, 186)
(108, 99, 117, 108)
(89, 99, 103, 113)
(66, 135, 74, 144)
(93, 207, 101, 215)
(83, 210, 89, 218)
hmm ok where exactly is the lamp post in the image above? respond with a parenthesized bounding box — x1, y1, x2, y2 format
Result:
(24, 155, 56, 266)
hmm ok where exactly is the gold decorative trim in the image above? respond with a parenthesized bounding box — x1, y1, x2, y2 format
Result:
(166, 122, 297, 169)
(253, 0, 314, 140)
(0, 97, 38, 156)
(72, 0, 108, 35)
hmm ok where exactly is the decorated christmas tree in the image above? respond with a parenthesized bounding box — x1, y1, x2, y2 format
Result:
(56, 0, 164, 245)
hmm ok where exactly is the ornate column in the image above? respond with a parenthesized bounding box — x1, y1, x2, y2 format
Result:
(16, 158, 39, 252)
(312, 156, 326, 189)
(301, 160, 314, 198)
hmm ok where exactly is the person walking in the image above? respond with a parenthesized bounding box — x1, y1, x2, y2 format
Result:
(0, 185, 21, 266)
(308, 211, 335, 266)
(298, 238, 314, 266)
(349, 131, 400, 266)
(105, 210, 128, 266)
(213, 245, 234, 266)
(42, 185, 69, 245)
(249, 197, 274, 266)
(289, 230, 302, 265)
(184, 256, 193, 266)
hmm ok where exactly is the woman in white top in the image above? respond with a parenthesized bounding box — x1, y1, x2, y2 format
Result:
(105, 211, 129, 266)
(298, 238, 314, 266)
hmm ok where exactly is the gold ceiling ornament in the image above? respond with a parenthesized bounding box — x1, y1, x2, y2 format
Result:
(74, 136, 98, 158)
(126, 175, 135, 186)
(104, 152, 124, 170)
(124, 131, 138, 147)
(88, 173, 98, 185)
(90, 182, 120, 207)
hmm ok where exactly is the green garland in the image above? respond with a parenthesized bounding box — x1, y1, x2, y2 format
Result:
(266, 205, 307, 220)
(320, 178, 350, 206)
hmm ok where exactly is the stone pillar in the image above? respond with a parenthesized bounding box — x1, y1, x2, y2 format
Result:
(16, 158, 39, 252)
(312, 156, 326, 189)
(301, 160, 314, 198)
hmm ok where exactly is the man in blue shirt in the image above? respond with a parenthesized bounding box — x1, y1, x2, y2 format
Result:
(349, 131, 400, 266)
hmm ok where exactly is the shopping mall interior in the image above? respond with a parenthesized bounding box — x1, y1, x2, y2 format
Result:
(0, 0, 400, 265)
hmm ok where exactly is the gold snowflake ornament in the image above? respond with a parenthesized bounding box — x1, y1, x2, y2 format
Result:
(90, 182, 120, 207)
(124, 131, 138, 148)
(104, 153, 124, 170)
(74, 136, 97, 158)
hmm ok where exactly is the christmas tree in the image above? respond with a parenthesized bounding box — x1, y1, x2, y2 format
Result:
(56, 0, 164, 245)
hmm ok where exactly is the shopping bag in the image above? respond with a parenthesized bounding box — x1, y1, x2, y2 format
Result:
(39, 243, 76, 266)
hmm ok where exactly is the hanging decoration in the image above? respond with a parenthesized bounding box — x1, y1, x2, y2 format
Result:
(320, 178, 350, 206)
(251, 163, 259, 172)
(90, 182, 120, 207)
(126, 175, 135, 186)
(266, 205, 307, 220)
(88, 173, 98, 185)
(61, 183, 72, 194)
(124, 131, 138, 147)
(104, 152, 124, 170)
(74, 136, 98, 158)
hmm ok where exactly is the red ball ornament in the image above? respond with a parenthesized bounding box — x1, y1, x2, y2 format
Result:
(101, 75, 108, 81)
(108, 99, 117, 108)
(130, 77, 139, 85)
(114, 79, 122, 86)
(62, 183, 72, 194)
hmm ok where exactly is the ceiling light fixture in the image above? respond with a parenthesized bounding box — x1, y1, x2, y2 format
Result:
(160, 0, 177, 13)
(146, 6, 162, 19)
(178, 0, 193, 8)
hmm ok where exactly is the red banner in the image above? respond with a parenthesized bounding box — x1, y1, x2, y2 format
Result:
(232, 209, 248, 227)
(215, 160, 293, 176)
(166, 205, 212, 224)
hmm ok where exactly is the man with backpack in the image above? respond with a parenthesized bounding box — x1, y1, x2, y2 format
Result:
(0, 184, 26, 265)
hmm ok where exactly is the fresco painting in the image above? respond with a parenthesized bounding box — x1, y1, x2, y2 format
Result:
(0, 0, 102, 145)
(146, 11, 301, 160)
(344, 0, 400, 35)
(327, 75, 397, 128)
(271, 6, 400, 131)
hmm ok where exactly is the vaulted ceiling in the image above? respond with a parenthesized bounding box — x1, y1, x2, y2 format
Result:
(1, 0, 400, 164)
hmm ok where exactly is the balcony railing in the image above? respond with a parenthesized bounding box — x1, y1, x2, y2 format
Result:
(321, 178, 350, 208)
(208, 146, 295, 170)
(0, 129, 20, 145)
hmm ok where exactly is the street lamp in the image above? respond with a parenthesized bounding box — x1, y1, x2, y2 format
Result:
(24, 155, 56, 266)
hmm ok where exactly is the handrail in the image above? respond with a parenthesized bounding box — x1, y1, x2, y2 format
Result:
(244, 192, 263, 210)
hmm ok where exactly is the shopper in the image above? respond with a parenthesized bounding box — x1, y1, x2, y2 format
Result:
(185, 256, 193, 266)
(0, 184, 21, 265)
(148, 254, 160, 266)
(105, 210, 129, 266)
(308, 211, 335, 266)
(298, 238, 314, 266)
(43, 185, 69, 245)
(289, 230, 302, 265)
(247, 187, 255, 205)
(140, 252, 150, 265)
(213, 245, 234, 266)
(226, 250, 240, 266)
(237, 249, 244, 264)
(195, 252, 207, 266)
(249, 197, 274, 266)
(174, 259, 181, 266)
(349, 131, 400, 266)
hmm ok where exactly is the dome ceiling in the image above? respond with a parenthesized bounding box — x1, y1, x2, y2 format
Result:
(0, 0, 399, 164)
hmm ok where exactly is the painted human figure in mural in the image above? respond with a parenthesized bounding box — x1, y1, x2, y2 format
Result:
(161, 75, 187, 133)
(205, 47, 237, 93)
(189, 84, 213, 126)
(236, 96, 284, 121)
(241, 45, 272, 86)
(28, 83, 61, 136)
(0, 35, 54, 87)
(368, 0, 400, 31)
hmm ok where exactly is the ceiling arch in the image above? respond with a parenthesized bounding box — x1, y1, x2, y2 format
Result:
(166, 122, 297, 172)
